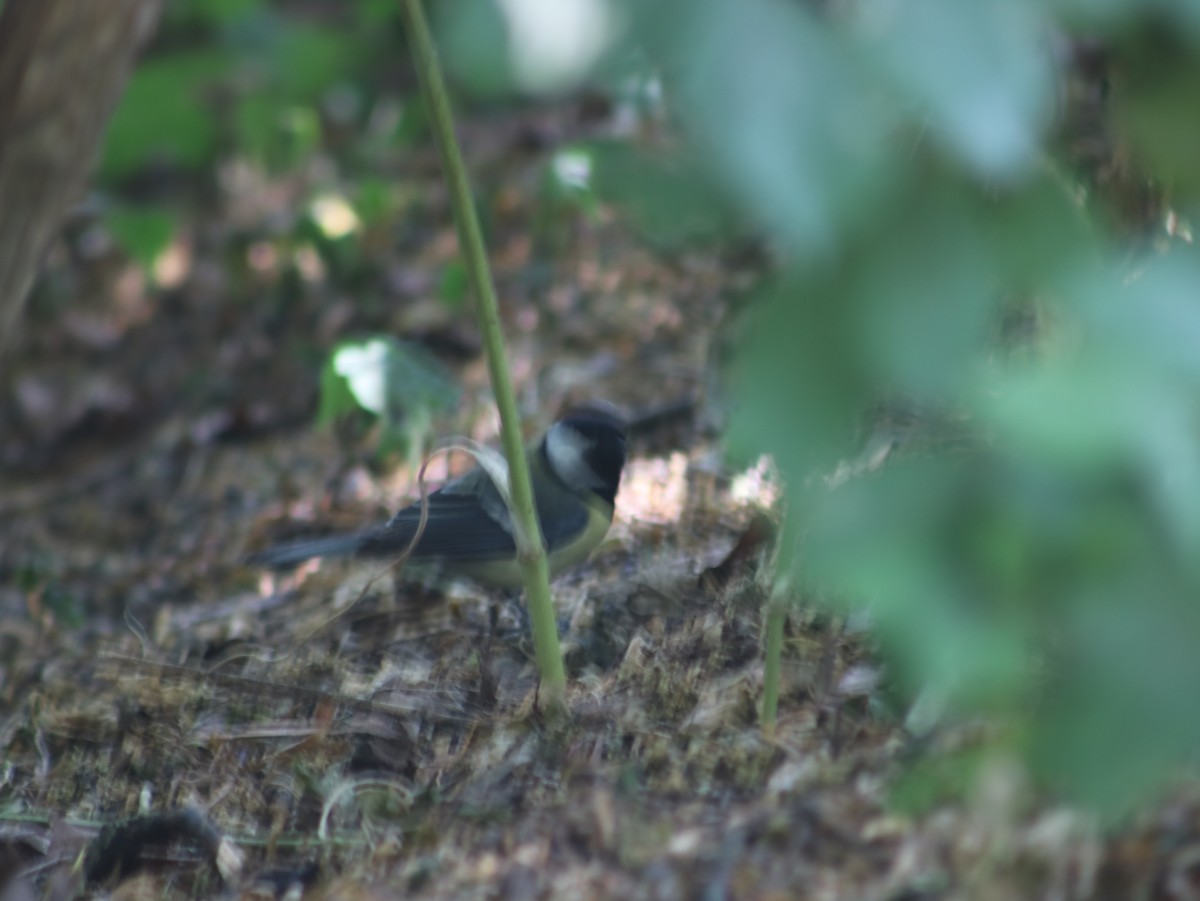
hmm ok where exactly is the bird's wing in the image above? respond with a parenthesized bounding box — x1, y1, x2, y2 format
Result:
(354, 467, 511, 560)
(358, 466, 589, 560)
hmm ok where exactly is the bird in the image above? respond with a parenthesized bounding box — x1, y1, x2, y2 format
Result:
(247, 407, 627, 588)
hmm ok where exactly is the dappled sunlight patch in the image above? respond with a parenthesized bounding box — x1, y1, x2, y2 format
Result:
(615, 452, 689, 526)
(309, 193, 361, 240)
(730, 455, 781, 509)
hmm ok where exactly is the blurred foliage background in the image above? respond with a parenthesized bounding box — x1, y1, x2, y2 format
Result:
(94, 0, 1200, 817)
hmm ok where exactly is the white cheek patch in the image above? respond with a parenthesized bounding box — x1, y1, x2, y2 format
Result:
(545, 423, 603, 491)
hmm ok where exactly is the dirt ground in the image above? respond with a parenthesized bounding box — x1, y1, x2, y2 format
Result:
(2, 90, 1200, 901)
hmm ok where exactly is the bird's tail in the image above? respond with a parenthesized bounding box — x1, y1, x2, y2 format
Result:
(246, 534, 365, 570)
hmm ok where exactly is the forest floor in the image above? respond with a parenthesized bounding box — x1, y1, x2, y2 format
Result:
(1, 89, 1198, 901)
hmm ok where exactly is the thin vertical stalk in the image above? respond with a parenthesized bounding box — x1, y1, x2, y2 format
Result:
(397, 0, 565, 709)
(761, 582, 788, 738)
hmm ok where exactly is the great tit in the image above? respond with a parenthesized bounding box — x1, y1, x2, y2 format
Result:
(248, 408, 627, 588)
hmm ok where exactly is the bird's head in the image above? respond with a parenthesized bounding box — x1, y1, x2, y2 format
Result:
(543, 406, 628, 506)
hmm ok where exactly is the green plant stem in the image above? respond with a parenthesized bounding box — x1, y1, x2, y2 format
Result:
(397, 0, 566, 710)
(761, 585, 788, 738)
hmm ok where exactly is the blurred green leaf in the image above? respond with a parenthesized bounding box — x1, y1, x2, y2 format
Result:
(638, 0, 897, 252)
(272, 26, 356, 102)
(1093, 0, 1200, 33)
(1031, 584, 1200, 815)
(174, 0, 263, 26)
(436, 0, 515, 98)
(233, 101, 321, 170)
(438, 260, 470, 309)
(232, 94, 276, 164)
(357, 0, 401, 28)
(102, 51, 229, 179)
(852, 186, 995, 401)
(393, 96, 431, 147)
(1115, 37, 1200, 199)
(888, 746, 993, 815)
(856, 0, 1052, 178)
(544, 147, 599, 217)
(318, 347, 360, 424)
(354, 178, 397, 227)
(590, 142, 736, 246)
(729, 270, 867, 475)
(706, 0, 1200, 812)
(803, 459, 1031, 702)
(103, 6, 383, 181)
(104, 206, 177, 273)
(319, 337, 461, 459)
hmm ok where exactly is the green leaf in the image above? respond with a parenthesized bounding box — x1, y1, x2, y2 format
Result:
(888, 746, 993, 816)
(438, 260, 470, 309)
(544, 147, 599, 217)
(184, 0, 263, 25)
(644, 0, 897, 251)
(101, 51, 230, 179)
(590, 142, 737, 246)
(354, 178, 396, 227)
(317, 348, 361, 425)
(357, 0, 401, 28)
(318, 337, 461, 438)
(104, 206, 176, 273)
(857, 0, 1052, 177)
(1031, 585, 1200, 817)
(1114, 40, 1200, 199)
(436, 0, 517, 99)
(272, 25, 356, 102)
(234, 97, 321, 170)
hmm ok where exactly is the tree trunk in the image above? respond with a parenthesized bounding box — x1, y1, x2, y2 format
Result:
(0, 0, 163, 360)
